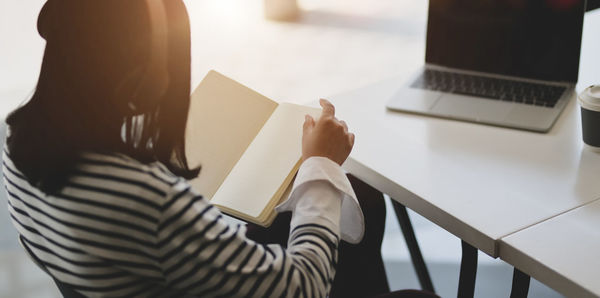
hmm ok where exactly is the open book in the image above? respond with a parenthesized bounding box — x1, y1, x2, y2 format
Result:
(185, 70, 320, 227)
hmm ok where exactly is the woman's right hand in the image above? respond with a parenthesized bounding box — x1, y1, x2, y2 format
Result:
(302, 99, 355, 166)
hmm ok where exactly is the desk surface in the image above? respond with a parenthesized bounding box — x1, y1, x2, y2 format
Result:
(500, 199, 600, 297)
(336, 76, 600, 257)
(334, 8, 600, 257)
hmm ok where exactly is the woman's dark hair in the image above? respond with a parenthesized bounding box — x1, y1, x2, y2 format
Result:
(5, 0, 200, 194)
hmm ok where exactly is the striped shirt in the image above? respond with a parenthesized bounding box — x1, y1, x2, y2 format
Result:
(3, 150, 359, 297)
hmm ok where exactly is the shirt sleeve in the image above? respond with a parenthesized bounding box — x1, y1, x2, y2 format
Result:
(155, 157, 363, 297)
(276, 156, 365, 244)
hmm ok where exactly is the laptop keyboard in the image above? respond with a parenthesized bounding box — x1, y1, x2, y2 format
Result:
(411, 69, 566, 108)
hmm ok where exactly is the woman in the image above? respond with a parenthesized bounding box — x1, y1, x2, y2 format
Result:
(3, 0, 436, 297)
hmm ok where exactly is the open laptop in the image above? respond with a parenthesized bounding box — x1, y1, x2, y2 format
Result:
(386, 0, 586, 132)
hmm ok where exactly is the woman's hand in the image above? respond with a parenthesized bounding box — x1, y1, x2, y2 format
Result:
(302, 99, 355, 165)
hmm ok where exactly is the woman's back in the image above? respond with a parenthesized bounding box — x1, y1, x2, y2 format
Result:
(3, 149, 350, 297)
(4, 151, 182, 295)
(1, 1, 378, 297)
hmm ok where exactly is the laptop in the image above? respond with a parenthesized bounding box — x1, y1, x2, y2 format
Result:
(386, 0, 586, 132)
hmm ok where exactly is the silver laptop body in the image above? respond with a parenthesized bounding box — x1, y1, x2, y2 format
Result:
(387, 0, 586, 133)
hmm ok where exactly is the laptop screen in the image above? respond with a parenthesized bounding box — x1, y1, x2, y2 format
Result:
(425, 0, 585, 83)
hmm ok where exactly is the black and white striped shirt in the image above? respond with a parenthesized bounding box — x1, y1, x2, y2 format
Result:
(3, 150, 359, 297)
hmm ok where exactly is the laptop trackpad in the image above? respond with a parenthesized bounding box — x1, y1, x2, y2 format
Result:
(431, 94, 513, 122)
(387, 88, 442, 111)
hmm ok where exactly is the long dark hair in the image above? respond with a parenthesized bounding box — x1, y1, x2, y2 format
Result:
(5, 0, 199, 194)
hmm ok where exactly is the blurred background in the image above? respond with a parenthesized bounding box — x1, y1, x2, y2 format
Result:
(3, 0, 596, 296)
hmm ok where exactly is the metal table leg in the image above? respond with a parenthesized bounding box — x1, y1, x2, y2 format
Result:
(510, 268, 531, 298)
(391, 200, 435, 293)
(458, 240, 478, 298)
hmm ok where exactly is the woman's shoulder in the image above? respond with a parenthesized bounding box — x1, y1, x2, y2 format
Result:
(75, 152, 186, 197)
(3, 148, 193, 207)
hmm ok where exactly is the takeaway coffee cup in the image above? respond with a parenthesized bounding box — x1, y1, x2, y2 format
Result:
(579, 85, 600, 151)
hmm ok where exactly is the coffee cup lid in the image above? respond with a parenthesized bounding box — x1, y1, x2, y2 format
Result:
(579, 85, 600, 111)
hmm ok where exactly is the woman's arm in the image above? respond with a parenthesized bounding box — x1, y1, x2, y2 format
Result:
(156, 157, 349, 297)
(155, 99, 358, 297)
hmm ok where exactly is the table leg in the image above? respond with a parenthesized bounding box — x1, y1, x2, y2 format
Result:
(510, 268, 531, 298)
(391, 200, 435, 293)
(458, 240, 478, 298)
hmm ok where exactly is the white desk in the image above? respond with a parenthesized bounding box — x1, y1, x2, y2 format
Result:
(335, 76, 600, 257)
(500, 199, 600, 297)
(328, 6, 600, 296)
(331, 7, 600, 257)
(331, 7, 600, 259)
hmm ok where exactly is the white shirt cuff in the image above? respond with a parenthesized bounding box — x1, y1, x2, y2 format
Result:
(275, 157, 365, 244)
